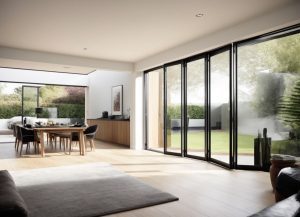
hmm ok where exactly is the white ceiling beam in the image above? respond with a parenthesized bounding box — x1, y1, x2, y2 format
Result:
(0, 46, 134, 73)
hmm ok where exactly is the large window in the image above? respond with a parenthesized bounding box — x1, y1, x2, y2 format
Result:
(39, 85, 85, 122)
(0, 82, 85, 142)
(144, 24, 300, 170)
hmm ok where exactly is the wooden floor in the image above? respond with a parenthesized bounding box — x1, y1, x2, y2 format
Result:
(0, 140, 274, 217)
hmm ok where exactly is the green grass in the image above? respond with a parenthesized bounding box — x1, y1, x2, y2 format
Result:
(167, 130, 298, 155)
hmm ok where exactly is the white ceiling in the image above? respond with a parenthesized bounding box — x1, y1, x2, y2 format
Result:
(0, 0, 296, 65)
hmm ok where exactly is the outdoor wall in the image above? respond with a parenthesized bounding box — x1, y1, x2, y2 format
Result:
(0, 68, 88, 86)
(87, 69, 132, 120)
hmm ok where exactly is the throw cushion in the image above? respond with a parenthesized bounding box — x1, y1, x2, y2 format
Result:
(276, 167, 300, 200)
(0, 170, 28, 217)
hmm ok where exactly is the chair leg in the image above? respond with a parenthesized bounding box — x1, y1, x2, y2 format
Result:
(26, 143, 30, 153)
(16, 140, 20, 152)
(35, 142, 39, 154)
(15, 137, 17, 149)
(59, 138, 62, 150)
(92, 139, 95, 151)
(64, 138, 67, 152)
(69, 139, 72, 155)
(20, 143, 23, 156)
(34, 142, 37, 154)
(89, 140, 93, 151)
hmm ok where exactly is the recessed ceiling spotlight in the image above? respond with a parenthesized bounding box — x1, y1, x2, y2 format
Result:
(83, 48, 87, 50)
(195, 13, 204, 18)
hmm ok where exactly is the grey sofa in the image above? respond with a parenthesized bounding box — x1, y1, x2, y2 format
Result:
(0, 170, 28, 217)
(250, 167, 300, 217)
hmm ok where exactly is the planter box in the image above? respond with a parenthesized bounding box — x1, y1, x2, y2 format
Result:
(171, 119, 205, 129)
(189, 119, 205, 128)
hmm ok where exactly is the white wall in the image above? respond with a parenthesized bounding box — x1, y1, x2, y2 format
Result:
(129, 72, 144, 150)
(87, 69, 132, 119)
(0, 68, 88, 86)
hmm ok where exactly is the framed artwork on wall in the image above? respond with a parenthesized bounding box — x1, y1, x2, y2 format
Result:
(111, 85, 123, 115)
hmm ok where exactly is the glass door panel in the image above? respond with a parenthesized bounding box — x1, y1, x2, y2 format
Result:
(237, 32, 300, 167)
(166, 64, 182, 154)
(186, 58, 205, 157)
(22, 86, 39, 120)
(146, 68, 164, 152)
(0, 82, 22, 143)
(210, 50, 231, 165)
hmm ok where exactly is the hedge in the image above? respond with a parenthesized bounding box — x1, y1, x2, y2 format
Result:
(0, 101, 84, 119)
(55, 104, 85, 118)
(167, 105, 204, 119)
(0, 101, 22, 118)
(39, 103, 85, 118)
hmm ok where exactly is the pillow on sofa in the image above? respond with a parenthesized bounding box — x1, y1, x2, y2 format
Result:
(0, 170, 28, 217)
(276, 167, 300, 200)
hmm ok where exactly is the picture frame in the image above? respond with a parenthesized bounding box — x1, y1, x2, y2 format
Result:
(111, 85, 123, 116)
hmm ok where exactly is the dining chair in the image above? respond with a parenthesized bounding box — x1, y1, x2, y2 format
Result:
(69, 125, 98, 154)
(19, 127, 38, 156)
(54, 132, 71, 151)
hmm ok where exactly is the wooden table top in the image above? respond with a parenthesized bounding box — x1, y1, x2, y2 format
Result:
(33, 126, 85, 131)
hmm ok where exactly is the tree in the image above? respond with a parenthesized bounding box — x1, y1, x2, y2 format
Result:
(240, 33, 300, 117)
(278, 79, 300, 132)
(266, 34, 300, 74)
(253, 73, 285, 117)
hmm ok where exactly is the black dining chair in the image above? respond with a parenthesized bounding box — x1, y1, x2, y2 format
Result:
(69, 125, 98, 154)
(19, 126, 38, 156)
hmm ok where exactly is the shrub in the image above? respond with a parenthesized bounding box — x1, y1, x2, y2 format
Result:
(56, 104, 85, 118)
(167, 105, 204, 119)
(0, 101, 21, 118)
(187, 105, 205, 119)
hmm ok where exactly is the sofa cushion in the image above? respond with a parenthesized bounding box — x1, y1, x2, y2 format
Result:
(0, 170, 28, 217)
(249, 193, 300, 217)
(276, 167, 300, 200)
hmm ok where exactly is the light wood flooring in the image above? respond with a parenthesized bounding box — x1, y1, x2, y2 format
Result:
(0, 140, 274, 217)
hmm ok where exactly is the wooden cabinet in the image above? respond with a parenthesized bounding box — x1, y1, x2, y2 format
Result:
(87, 119, 130, 147)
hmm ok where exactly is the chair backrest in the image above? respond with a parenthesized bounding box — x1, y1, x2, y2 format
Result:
(20, 127, 34, 139)
(84, 125, 98, 135)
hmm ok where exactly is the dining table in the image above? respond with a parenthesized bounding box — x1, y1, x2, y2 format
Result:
(33, 126, 86, 157)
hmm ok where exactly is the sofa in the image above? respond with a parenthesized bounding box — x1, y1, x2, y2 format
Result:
(249, 167, 300, 217)
(0, 170, 28, 217)
(249, 193, 300, 217)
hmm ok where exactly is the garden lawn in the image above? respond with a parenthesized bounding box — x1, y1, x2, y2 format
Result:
(169, 130, 255, 154)
(169, 130, 296, 155)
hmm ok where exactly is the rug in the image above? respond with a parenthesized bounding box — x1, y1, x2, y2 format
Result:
(10, 163, 178, 217)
